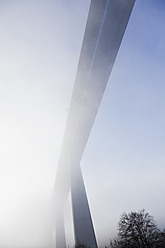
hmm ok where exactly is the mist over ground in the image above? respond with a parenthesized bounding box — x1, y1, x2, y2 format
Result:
(0, 0, 165, 247)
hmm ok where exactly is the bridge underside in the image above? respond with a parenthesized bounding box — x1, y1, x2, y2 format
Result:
(53, 0, 136, 247)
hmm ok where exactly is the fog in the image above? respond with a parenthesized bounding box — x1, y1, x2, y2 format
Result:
(0, 0, 87, 247)
(0, 0, 165, 248)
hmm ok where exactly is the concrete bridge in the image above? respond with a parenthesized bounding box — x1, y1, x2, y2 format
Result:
(53, 0, 136, 247)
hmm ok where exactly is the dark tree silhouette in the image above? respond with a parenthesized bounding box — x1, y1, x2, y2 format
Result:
(110, 209, 165, 248)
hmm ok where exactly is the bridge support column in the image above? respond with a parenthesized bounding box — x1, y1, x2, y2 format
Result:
(55, 211, 66, 248)
(70, 158, 98, 248)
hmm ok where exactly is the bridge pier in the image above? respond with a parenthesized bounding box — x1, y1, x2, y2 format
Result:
(70, 158, 98, 248)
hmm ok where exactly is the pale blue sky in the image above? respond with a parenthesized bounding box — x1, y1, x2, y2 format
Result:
(0, 0, 165, 247)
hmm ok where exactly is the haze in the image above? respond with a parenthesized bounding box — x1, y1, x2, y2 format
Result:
(0, 0, 165, 247)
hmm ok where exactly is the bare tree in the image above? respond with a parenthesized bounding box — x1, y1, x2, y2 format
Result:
(110, 209, 165, 248)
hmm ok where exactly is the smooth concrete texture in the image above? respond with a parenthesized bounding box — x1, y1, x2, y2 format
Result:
(70, 158, 97, 247)
(53, 0, 136, 247)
